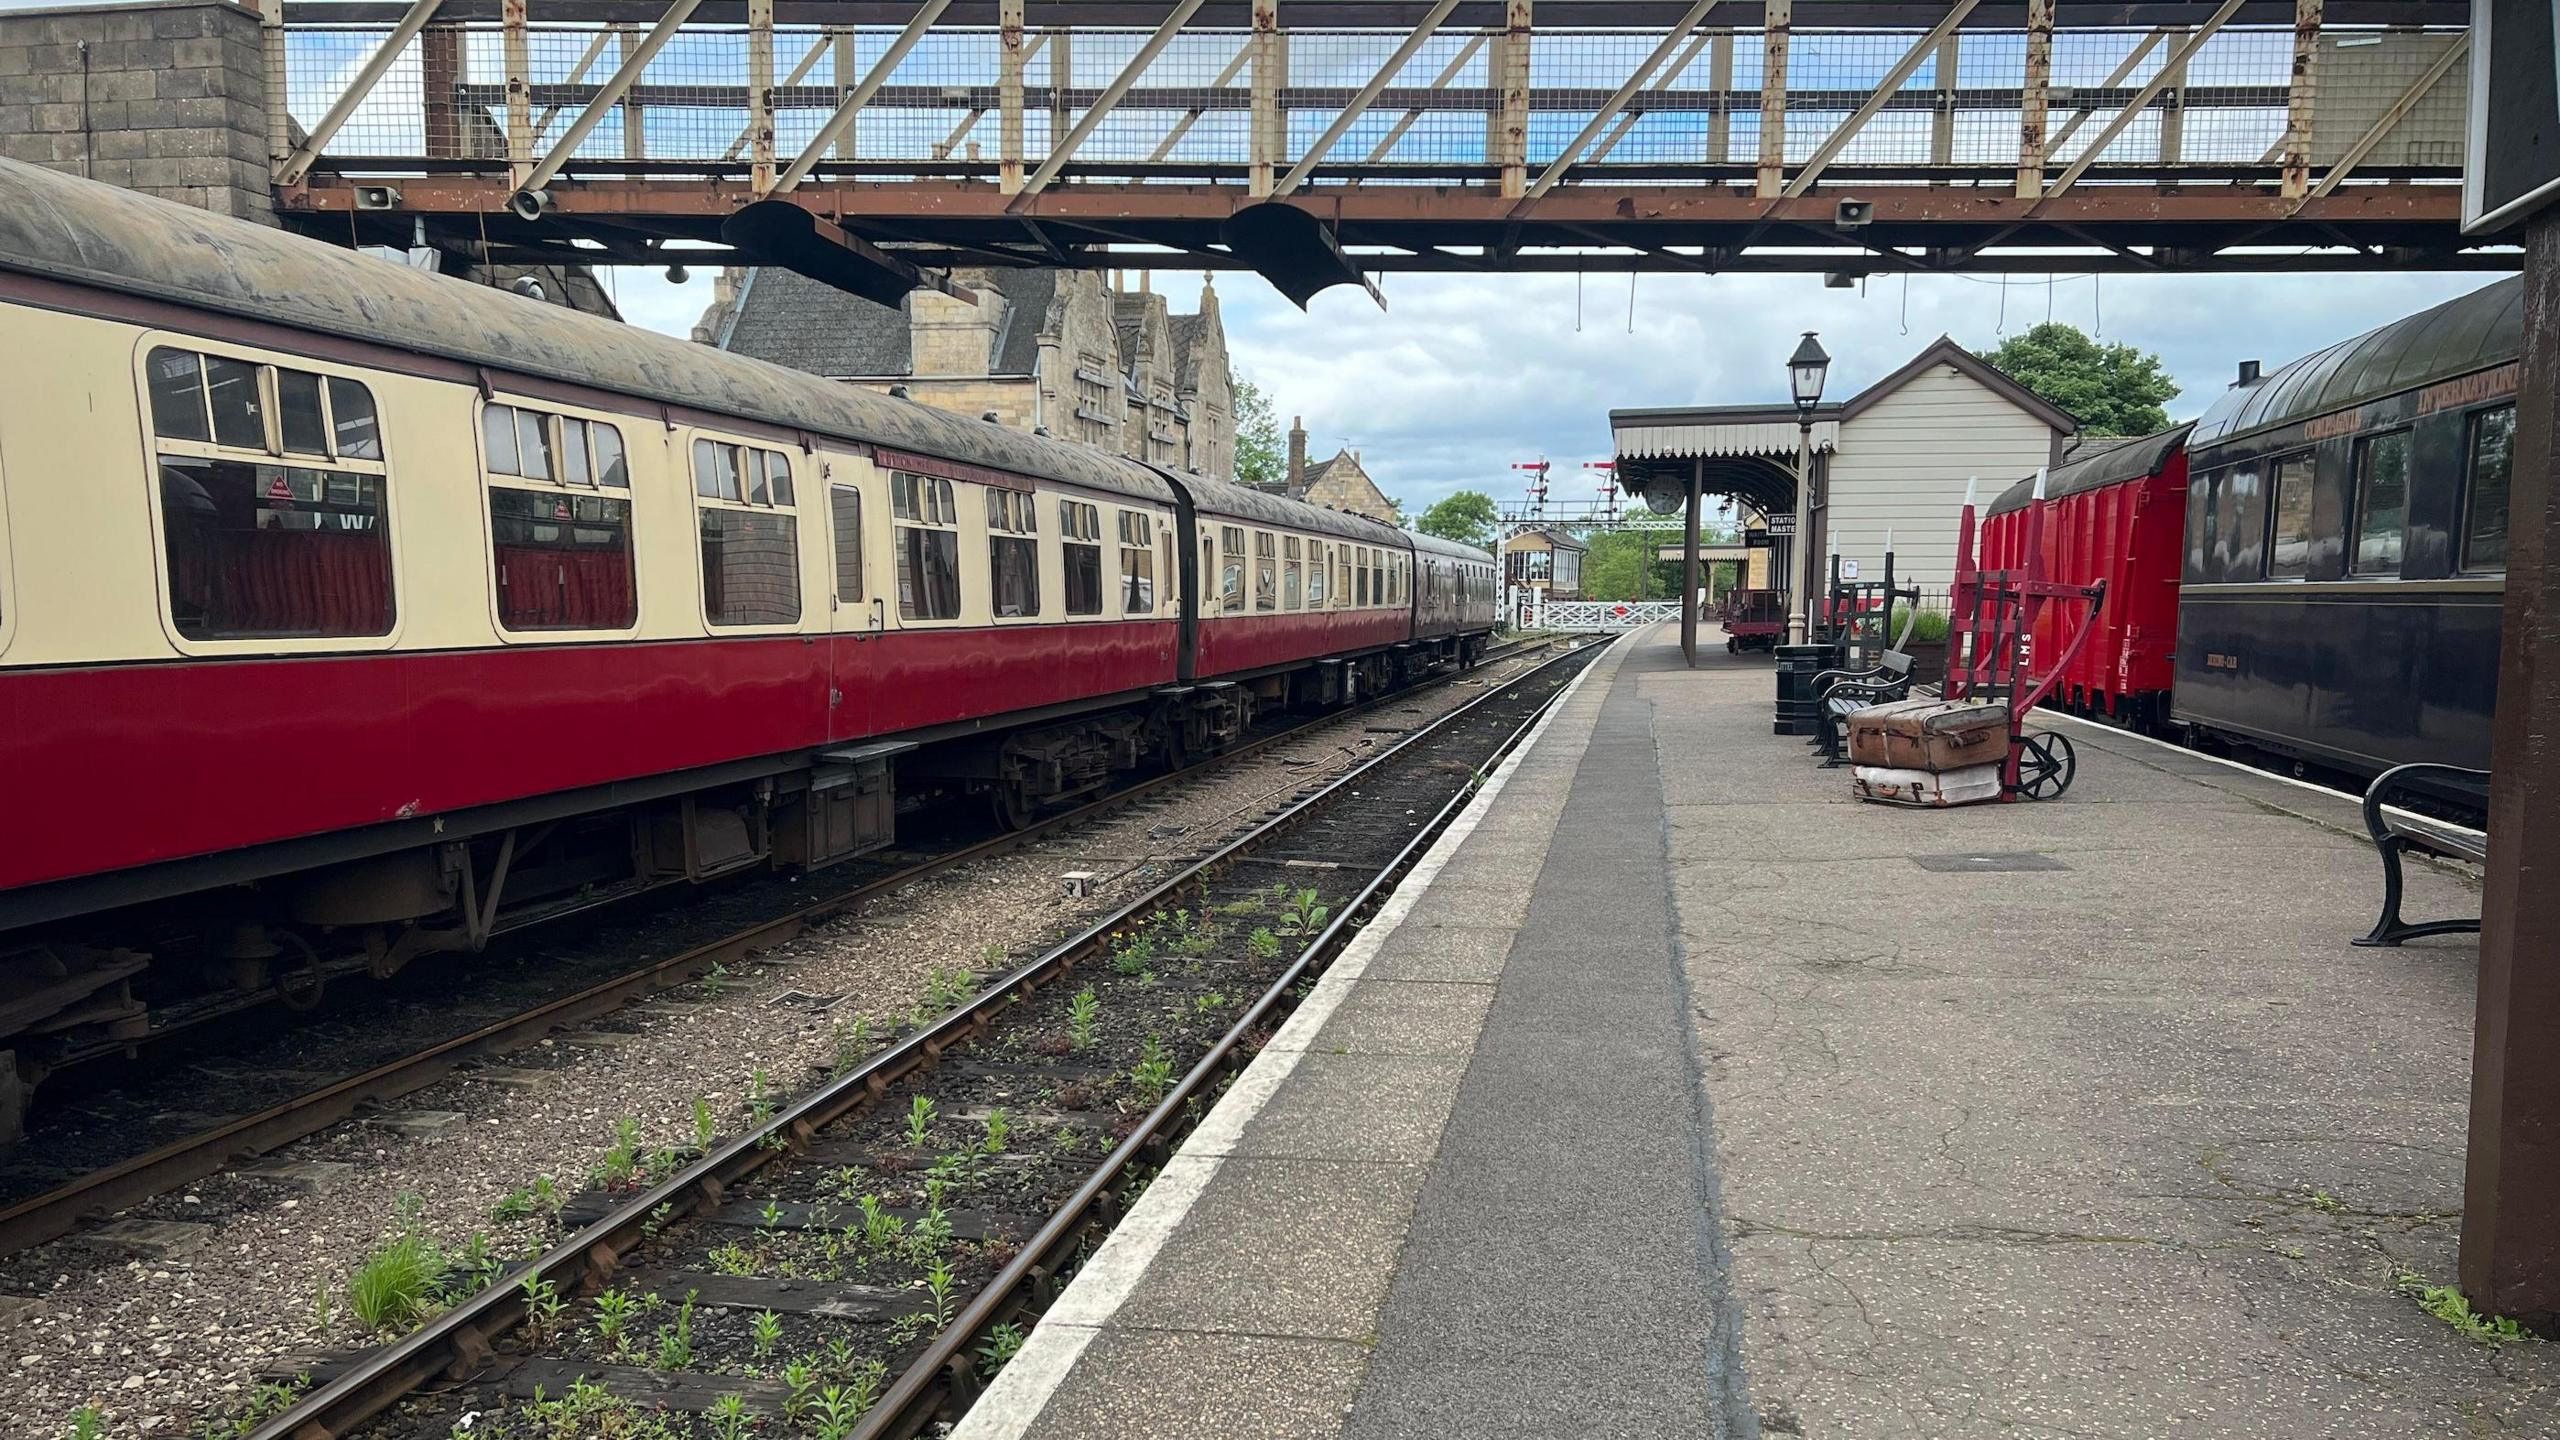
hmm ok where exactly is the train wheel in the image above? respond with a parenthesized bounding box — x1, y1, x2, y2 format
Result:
(990, 779, 1038, 832)
(1726, 637, 1739, 654)
(2016, 732, 2076, 801)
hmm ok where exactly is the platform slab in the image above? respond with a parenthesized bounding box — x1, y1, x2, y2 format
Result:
(958, 627, 2558, 1440)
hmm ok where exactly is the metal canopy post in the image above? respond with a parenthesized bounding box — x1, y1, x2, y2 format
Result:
(1683, 457, 1704, 667)
(2464, 209, 2560, 1329)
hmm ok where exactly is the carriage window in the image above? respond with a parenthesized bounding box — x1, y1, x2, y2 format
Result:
(1062, 499, 1105, 616)
(986, 487, 1041, 619)
(2266, 455, 2313, 578)
(490, 490, 636, 630)
(1336, 546, 1352, 607)
(203, 354, 264, 451)
(831, 484, 864, 602)
(1118, 510, 1156, 614)
(1254, 531, 1277, 612)
(147, 349, 211, 441)
(2464, 406, 2515, 572)
(2352, 429, 2410, 576)
(277, 370, 328, 457)
(1283, 536, 1303, 610)
(1220, 525, 1246, 612)
(486, 406, 636, 632)
(146, 346, 394, 641)
(695, 436, 801, 626)
(1160, 531, 1176, 611)
(1308, 541, 1329, 607)
(329, 379, 381, 460)
(588, 422, 625, 486)
(1357, 547, 1371, 606)
(893, 471, 962, 620)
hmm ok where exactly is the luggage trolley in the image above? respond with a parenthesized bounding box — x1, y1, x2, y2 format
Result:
(1944, 469, 2106, 802)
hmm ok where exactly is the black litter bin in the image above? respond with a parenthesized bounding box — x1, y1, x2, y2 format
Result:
(1773, 643, 1840, 737)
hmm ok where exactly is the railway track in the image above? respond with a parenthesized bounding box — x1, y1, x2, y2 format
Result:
(233, 637, 1604, 1440)
(0, 640, 1555, 1261)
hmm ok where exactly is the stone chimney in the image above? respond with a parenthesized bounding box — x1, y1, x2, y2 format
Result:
(1286, 416, 1308, 497)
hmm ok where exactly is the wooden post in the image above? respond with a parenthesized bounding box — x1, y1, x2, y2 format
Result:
(502, 0, 532, 188)
(2281, 0, 2323, 197)
(1682, 458, 1703, 667)
(2016, 0, 2051, 197)
(1706, 28, 1732, 163)
(1495, 0, 1531, 198)
(748, 0, 775, 193)
(1757, 0, 1790, 198)
(2463, 208, 2560, 1329)
(999, 0, 1026, 192)
(1250, 0, 1282, 196)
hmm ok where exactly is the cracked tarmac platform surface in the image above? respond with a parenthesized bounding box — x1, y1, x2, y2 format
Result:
(959, 625, 2560, 1439)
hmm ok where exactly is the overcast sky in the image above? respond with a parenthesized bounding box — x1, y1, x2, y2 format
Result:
(609, 263, 2498, 514)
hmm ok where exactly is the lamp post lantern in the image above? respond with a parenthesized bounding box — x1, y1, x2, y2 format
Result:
(1784, 331, 1831, 644)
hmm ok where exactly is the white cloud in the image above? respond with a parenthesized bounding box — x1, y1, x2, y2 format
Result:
(612, 261, 2499, 513)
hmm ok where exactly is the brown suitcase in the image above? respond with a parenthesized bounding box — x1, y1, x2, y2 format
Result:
(1845, 698, 2010, 772)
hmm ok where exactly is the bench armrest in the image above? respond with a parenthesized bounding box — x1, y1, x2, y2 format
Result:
(2361, 762, 2491, 848)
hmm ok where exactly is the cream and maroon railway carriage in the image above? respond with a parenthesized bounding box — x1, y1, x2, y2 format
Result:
(0, 159, 1496, 1131)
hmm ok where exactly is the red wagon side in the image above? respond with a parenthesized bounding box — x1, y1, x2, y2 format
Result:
(1977, 424, 2190, 729)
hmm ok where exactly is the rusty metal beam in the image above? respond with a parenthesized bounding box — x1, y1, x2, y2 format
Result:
(2280, 0, 2323, 196)
(280, 2, 2478, 26)
(2016, 0, 2052, 196)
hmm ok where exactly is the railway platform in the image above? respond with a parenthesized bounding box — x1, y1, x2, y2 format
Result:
(955, 624, 2560, 1439)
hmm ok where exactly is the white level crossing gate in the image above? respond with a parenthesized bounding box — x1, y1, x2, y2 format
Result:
(1528, 599, 1682, 632)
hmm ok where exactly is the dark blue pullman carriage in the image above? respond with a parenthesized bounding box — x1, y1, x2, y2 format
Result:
(2175, 279, 2520, 778)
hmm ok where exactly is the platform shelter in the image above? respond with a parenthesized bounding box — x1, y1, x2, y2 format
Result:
(1613, 338, 2074, 663)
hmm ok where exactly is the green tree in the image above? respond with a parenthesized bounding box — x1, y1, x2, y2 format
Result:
(1579, 531, 1678, 601)
(1232, 378, 1285, 489)
(1414, 490, 1499, 547)
(1984, 322, 2178, 436)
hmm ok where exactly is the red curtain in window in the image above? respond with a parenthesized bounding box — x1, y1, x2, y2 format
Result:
(193, 530, 392, 637)
(495, 544, 636, 630)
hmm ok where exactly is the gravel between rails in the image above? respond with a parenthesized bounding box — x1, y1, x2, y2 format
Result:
(0, 643, 1568, 1439)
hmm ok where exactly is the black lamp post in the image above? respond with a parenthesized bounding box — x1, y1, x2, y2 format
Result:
(1785, 331, 1831, 644)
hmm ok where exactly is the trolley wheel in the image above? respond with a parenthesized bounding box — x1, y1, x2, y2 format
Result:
(2016, 731, 2076, 801)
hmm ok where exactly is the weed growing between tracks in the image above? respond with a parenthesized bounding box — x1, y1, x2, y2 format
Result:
(244, 645, 1596, 1440)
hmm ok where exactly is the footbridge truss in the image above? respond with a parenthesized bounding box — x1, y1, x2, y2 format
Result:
(266, 1, 2497, 283)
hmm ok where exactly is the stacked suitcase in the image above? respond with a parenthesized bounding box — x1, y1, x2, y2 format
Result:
(1844, 699, 2010, 807)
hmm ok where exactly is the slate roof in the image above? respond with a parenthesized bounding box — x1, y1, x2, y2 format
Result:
(717, 266, 1067, 379)
(1169, 313, 1208, 389)
(718, 267, 915, 377)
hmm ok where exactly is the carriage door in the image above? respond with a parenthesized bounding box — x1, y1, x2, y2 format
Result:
(824, 463, 883, 742)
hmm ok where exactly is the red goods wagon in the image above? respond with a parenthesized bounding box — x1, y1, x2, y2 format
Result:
(1977, 425, 2190, 727)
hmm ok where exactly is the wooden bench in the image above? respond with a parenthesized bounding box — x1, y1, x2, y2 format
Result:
(2355, 762, 2491, 948)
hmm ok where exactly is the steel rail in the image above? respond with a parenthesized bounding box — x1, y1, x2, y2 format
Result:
(240, 637, 1595, 1440)
(0, 640, 1541, 1260)
(851, 639, 1605, 1439)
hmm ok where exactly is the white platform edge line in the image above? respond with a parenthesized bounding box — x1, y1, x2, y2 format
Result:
(2040, 709, 2468, 837)
(949, 640, 1619, 1440)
